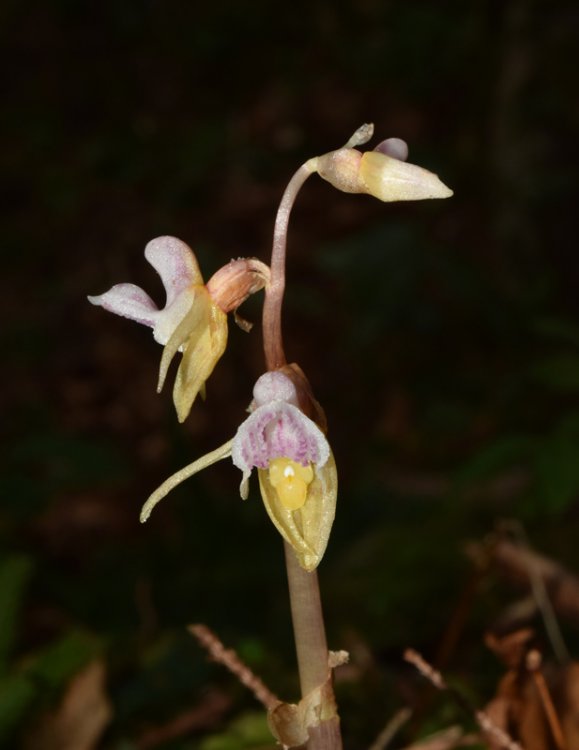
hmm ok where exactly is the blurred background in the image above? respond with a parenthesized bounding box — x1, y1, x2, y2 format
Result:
(2, 1, 579, 748)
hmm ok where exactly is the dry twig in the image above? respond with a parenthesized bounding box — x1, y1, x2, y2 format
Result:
(498, 523, 569, 663)
(189, 623, 280, 710)
(525, 649, 566, 750)
(474, 535, 579, 640)
(368, 707, 412, 750)
(404, 649, 524, 750)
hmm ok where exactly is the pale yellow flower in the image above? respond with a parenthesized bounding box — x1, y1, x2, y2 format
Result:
(314, 123, 453, 202)
(89, 236, 268, 422)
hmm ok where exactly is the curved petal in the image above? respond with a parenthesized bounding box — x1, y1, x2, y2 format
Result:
(157, 291, 200, 393)
(88, 283, 159, 328)
(172, 298, 228, 422)
(140, 440, 233, 522)
(231, 401, 330, 474)
(145, 236, 204, 306)
(152, 287, 197, 346)
(258, 449, 337, 571)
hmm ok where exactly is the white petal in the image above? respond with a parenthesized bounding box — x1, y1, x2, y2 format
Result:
(145, 236, 203, 307)
(152, 287, 196, 346)
(88, 284, 159, 328)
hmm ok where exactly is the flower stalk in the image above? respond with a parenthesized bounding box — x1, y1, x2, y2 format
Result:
(262, 159, 318, 371)
(284, 544, 342, 749)
(262, 160, 342, 749)
(262, 124, 452, 747)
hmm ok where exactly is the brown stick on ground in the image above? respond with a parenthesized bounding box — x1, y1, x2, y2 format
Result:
(367, 707, 412, 750)
(525, 649, 567, 750)
(485, 539, 579, 627)
(189, 624, 280, 710)
(404, 649, 524, 750)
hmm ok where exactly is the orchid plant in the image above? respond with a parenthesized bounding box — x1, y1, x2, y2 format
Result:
(89, 124, 452, 749)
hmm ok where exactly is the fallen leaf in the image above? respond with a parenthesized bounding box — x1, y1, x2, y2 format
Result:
(24, 660, 111, 750)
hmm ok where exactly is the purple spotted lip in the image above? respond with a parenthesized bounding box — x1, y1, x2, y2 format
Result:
(232, 371, 330, 498)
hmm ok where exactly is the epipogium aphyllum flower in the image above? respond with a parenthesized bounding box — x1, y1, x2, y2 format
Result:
(89, 236, 269, 422)
(140, 370, 337, 572)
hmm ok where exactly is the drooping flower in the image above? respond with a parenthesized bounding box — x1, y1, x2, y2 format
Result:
(314, 122, 453, 202)
(139, 370, 337, 571)
(231, 371, 330, 501)
(233, 371, 338, 571)
(89, 236, 269, 422)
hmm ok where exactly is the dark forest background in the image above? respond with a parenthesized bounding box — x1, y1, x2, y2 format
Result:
(2, 1, 579, 748)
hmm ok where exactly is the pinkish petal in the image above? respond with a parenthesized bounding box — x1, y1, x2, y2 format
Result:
(145, 236, 203, 306)
(231, 401, 330, 474)
(88, 283, 159, 328)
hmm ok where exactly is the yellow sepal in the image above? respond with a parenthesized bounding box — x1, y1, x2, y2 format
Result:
(359, 151, 453, 201)
(258, 451, 337, 571)
(159, 286, 228, 422)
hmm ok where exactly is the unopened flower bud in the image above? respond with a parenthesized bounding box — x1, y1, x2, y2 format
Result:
(315, 127, 452, 202)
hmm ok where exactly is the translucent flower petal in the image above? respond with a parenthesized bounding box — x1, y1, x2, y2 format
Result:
(150, 287, 196, 346)
(157, 287, 228, 422)
(359, 151, 453, 201)
(258, 450, 337, 571)
(140, 440, 233, 522)
(88, 283, 159, 328)
(144, 236, 203, 307)
(157, 289, 201, 392)
(173, 303, 228, 423)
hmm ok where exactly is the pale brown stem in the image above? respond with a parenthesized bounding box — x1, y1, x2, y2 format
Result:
(285, 542, 342, 749)
(262, 159, 317, 371)
(284, 542, 330, 694)
(261, 154, 340, 749)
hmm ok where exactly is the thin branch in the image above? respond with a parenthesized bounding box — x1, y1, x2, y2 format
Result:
(404, 649, 525, 750)
(189, 624, 279, 710)
(368, 707, 412, 750)
(405, 650, 446, 690)
(525, 649, 566, 750)
(497, 523, 570, 663)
